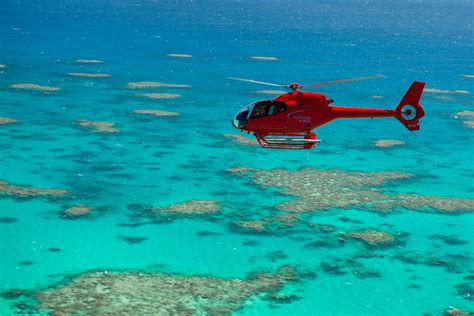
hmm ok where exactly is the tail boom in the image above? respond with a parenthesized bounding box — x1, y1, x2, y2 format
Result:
(327, 81, 425, 131)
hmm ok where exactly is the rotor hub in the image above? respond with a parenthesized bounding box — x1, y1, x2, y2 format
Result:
(288, 83, 301, 91)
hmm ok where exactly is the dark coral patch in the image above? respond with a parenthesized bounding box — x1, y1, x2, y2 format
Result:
(0, 217, 18, 223)
(195, 230, 222, 237)
(320, 262, 347, 276)
(264, 251, 288, 262)
(117, 235, 148, 244)
(429, 234, 469, 246)
(455, 282, 474, 301)
(242, 239, 261, 247)
(47, 248, 62, 253)
(0, 289, 26, 300)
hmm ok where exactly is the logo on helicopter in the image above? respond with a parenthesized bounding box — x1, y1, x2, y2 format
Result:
(287, 110, 311, 123)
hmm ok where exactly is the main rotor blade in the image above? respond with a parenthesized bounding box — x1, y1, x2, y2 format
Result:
(227, 77, 286, 88)
(302, 74, 384, 89)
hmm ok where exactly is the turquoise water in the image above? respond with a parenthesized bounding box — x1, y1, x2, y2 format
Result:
(1, 0, 473, 315)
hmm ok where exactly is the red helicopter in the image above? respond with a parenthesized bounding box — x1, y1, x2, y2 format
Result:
(230, 75, 425, 149)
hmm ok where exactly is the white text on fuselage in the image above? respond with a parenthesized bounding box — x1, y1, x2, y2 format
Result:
(288, 111, 311, 123)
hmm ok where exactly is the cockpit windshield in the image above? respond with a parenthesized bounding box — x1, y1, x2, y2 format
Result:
(232, 101, 287, 130)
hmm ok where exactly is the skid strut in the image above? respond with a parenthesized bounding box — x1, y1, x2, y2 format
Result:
(255, 133, 320, 149)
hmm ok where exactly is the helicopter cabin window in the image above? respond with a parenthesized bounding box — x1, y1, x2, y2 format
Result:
(250, 101, 286, 118)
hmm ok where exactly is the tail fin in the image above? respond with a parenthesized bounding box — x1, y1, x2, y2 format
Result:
(394, 81, 425, 131)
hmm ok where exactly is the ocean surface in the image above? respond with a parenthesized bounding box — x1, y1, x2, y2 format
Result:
(0, 0, 473, 315)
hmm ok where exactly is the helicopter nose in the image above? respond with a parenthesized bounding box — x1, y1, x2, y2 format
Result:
(232, 109, 249, 129)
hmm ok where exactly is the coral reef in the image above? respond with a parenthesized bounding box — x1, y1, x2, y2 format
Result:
(9, 84, 60, 92)
(35, 266, 297, 315)
(64, 204, 92, 217)
(235, 220, 266, 232)
(232, 213, 299, 235)
(0, 180, 68, 198)
(0, 64, 6, 69)
(320, 257, 382, 279)
(463, 121, 474, 129)
(166, 53, 193, 58)
(75, 59, 103, 64)
(224, 134, 259, 146)
(463, 75, 474, 79)
(454, 111, 474, 129)
(228, 166, 474, 214)
(454, 111, 474, 118)
(68, 72, 111, 78)
(444, 306, 474, 315)
(135, 93, 181, 100)
(370, 95, 384, 99)
(0, 117, 17, 125)
(373, 139, 405, 148)
(132, 109, 179, 117)
(344, 229, 395, 247)
(78, 120, 119, 133)
(250, 56, 278, 61)
(150, 200, 219, 216)
(424, 88, 470, 95)
(309, 223, 336, 233)
(392, 252, 471, 273)
(226, 166, 256, 175)
(127, 82, 190, 89)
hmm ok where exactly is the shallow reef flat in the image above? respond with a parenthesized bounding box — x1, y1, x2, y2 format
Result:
(166, 53, 193, 58)
(135, 93, 181, 100)
(150, 200, 220, 216)
(344, 229, 396, 247)
(373, 139, 405, 148)
(227, 167, 474, 213)
(424, 88, 470, 95)
(0, 180, 68, 198)
(224, 134, 259, 146)
(132, 109, 180, 117)
(9, 83, 60, 92)
(67, 72, 111, 78)
(34, 266, 297, 315)
(127, 81, 191, 89)
(63, 204, 93, 218)
(454, 111, 474, 129)
(0, 117, 17, 125)
(250, 56, 279, 61)
(75, 59, 103, 64)
(77, 120, 119, 133)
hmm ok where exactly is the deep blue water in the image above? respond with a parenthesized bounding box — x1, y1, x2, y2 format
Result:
(1, 0, 473, 315)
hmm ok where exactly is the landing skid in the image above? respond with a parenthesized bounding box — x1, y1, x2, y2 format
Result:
(255, 133, 320, 149)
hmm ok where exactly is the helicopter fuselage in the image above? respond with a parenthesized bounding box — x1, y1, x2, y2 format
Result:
(233, 91, 394, 136)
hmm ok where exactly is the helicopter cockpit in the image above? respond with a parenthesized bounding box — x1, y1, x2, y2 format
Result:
(232, 101, 287, 129)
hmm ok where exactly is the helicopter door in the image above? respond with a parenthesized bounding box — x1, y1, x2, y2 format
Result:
(250, 101, 286, 119)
